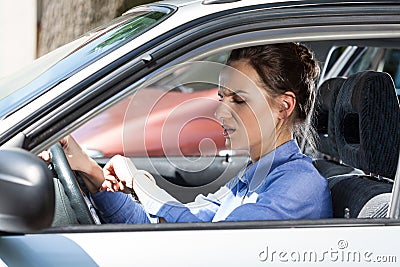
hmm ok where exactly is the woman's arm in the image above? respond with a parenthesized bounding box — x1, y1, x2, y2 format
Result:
(60, 135, 105, 193)
(102, 155, 235, 223)
(91, 191, 151, 224)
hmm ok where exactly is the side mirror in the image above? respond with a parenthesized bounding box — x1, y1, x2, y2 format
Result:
(0, 148, 54, 233)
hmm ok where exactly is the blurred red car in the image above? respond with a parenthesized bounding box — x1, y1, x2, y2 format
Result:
(72, 87, 225, 157)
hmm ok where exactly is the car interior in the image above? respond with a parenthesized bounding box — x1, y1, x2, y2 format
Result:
(48, 39, 400, 228)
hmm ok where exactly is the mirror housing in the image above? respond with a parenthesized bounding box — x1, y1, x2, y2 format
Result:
(0, 148, 54, 233)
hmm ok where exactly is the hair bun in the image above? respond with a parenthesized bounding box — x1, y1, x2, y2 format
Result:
(294, 43, 320, 81)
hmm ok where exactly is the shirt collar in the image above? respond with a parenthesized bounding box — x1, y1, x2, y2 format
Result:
(238, 139, 301, 191)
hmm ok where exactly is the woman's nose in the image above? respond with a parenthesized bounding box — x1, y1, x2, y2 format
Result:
(214, 101, 232, 123)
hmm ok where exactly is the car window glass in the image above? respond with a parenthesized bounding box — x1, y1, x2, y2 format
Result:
(347, 47, 381, 76)
(323, 46, 347, 77)
(343, 46, 400, 94)
(380, 49, 400, 88)
(0, 6, 172, 119)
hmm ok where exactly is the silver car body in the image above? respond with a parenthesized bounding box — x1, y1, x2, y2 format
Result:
(0, 0, 400, 266)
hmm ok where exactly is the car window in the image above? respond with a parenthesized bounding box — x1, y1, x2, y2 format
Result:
(379, 49, 400, 89)
(346, 47, 382, 76)
(66, 40, 399, 223)
(322, 46, 347, 76)
(343, 46, 400, 93)
(325, 45, 400, 93)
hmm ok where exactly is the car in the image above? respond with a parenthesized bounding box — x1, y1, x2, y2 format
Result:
(72, 86, 225, 158)
(0, 0, 400, 266)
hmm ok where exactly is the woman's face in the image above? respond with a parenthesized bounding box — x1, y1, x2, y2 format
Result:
(215, 60, 277, 160)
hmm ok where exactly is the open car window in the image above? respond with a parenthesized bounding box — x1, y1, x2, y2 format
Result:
(55, 38, 399, 227)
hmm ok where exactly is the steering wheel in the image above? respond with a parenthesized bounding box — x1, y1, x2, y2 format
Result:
(50, 143, 95, 224)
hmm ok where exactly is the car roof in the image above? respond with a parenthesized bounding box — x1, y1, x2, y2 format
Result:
(156, 0, 293, 7)
(150, 0, 400, 8)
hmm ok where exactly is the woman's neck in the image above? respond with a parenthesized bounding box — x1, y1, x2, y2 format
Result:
(250, 129, 293, 162)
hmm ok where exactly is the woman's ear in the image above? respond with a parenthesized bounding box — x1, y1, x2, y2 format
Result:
(277, 91, 296, 119)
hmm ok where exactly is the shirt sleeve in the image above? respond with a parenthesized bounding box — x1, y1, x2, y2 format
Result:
(90, 179, 234, 223)
(154, 188, 229, 223)
(131, 166, 238, 223)
(95, 156, 241, 223)
(91, 191, 151, 224)
(137, 179, 233, 223)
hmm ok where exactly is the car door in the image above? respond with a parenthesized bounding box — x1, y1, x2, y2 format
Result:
(1, 1, 400, 266)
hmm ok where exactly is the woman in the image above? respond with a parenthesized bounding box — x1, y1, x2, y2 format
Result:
(57, 43, 332, 223)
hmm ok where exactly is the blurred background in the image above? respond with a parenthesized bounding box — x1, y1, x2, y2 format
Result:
(0, 0, 156, 78)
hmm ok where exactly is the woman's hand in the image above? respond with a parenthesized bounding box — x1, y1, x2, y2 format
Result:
(101, 155, 134, 194)
(59, 135, 94, 174)
(39, 135, 105, 194)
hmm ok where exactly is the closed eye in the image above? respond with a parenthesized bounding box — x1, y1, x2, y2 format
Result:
(232, 95, 245, 104)
(218, 87, 246, 104)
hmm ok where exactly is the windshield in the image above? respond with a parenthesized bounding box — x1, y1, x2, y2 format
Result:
(0, 5, 173, 119)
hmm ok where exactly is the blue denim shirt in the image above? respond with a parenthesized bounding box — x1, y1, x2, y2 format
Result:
(92, 140, 332, 223)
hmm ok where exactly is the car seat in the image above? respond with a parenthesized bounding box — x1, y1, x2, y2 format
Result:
(330, 71, 400, 218)
(313, 77, 363, 179)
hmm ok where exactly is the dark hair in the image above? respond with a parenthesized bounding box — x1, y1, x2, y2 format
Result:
(226, 43, 320, 147)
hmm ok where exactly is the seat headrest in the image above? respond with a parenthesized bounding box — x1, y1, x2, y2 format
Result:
(314, 77, 346, 158)
(335, 71, 400, 178)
